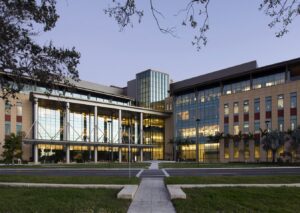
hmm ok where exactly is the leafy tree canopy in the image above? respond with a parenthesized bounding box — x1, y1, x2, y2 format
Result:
(105, 0, 300, 50)
(2, 133, 22, 164)
(0, 0, 80, 99)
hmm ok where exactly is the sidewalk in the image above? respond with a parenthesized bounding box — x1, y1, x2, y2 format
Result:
(127, 178, 175, 213)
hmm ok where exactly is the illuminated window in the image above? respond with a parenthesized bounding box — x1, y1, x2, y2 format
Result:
(224, 104, 229, 115)
(233, 125, 239, 135)
(291, 116, 297, 130)
(255, 139, 260, 159)
(243, 100, 249, 113)
(278, 117, 284, 131)
(234, 102, 239, 114)
(243, 122, 249, 133)
(277, 95, 284, 109)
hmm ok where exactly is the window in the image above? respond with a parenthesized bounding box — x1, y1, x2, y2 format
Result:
(291, 116, 297, 130)
(243, 100, 249, 113)
(265, 97, 272, 112)
(254, 121, 260, 133)
(224, 124, 229, 134)
(233, 125, 239, 135)
(277, 95, 284, 109)
(5, 102, 11, 115)
(16, 102, 23, 116)
(255, 139, 260, 159)
(243, 122, 249, 133)
(278, 117, 284, 131)
(253, 72, 285, 89)
(265, 120, 272, 130)
(234, 102, 239, 114)
(291, 92, 297, 108)
(254, 98, 260, 113)
(224, 104, 229, 115)
(16, 123, 22, 134)
(5, 121, 11, 136)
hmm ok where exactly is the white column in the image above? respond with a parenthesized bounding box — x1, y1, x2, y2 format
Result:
(34, 144, 38, 164)
(89, 113, 92, 142)
(94, 106, 98, 142)
(118, 109, 122, 144)
(94, 146, 98, 163)
(118, 109, 122, 163)
(65, 102, 70, 164)
(134, 116, 138, 144)
(33, 98, 39, 164)
(94, 106, 98, 163)
(66, 145, 70, 164)
(140, 112, 143, 162)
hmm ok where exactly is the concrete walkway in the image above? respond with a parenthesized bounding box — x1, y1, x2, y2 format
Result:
(148, 161, 159, 170)
(127, 178, 175, 213)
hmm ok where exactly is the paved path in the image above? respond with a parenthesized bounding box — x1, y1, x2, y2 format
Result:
(127, 178, 175, 213)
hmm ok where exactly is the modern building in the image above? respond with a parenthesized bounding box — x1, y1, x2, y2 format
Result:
(127, 69, 170, 111)
(0, 72, 170, 163)
(171, 57, 300, 162)
(1, 58, 300, 163)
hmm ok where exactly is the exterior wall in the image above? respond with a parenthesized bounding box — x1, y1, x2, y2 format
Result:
(0, 93, 32, 161)
(164, 115, 174, 160)
(219, 80, 300, 162)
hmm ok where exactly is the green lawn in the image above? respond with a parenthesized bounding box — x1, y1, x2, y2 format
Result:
(1, 162, 150, 169)
(173, 187, 300, 213)
(166, 175, 300, 184)
(160, 162, 300, 169)
(0, 175, 139, 184)
(0, 187, 130, 213)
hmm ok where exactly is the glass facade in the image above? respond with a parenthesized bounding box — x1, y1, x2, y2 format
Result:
(38, 107, 62, 140)
(223, 80, 250, 95)
(174, 87, 220, 162)
(253, 72, 285, 89)
(136, 70, 169, 110)
(35, 102, 165, 161)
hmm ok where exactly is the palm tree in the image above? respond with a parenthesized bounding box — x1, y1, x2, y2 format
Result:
(261, 130, 285, 163)
(2, 133, 23, 164)
(207, 132, 224, 143)
(290, 127, 300, 161)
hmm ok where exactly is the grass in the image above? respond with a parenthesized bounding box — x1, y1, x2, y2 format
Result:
(173, 187, 300, 213)
(166, 175, 300, 184)
(0, 162, 150, 169)
(0, 175, 139, 184)
(160, 162, 300, 169)
(0, 187, 130, 213)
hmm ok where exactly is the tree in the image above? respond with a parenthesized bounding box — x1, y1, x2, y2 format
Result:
(105, 0, 300, 50)
(0, 0, 80, 100)
(261, 130, 285, 163)
(290, 127, 300, 160)
(2, 133, 23, 164)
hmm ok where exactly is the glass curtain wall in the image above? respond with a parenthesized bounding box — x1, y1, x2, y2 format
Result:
(69, 111, 94, 142)
(143, 114, 165, 160)
(38, 106, 62, 140)
(174, 87, 220, 162)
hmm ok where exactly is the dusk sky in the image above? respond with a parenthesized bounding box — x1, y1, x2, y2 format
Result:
(37, 0, 300, 87)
